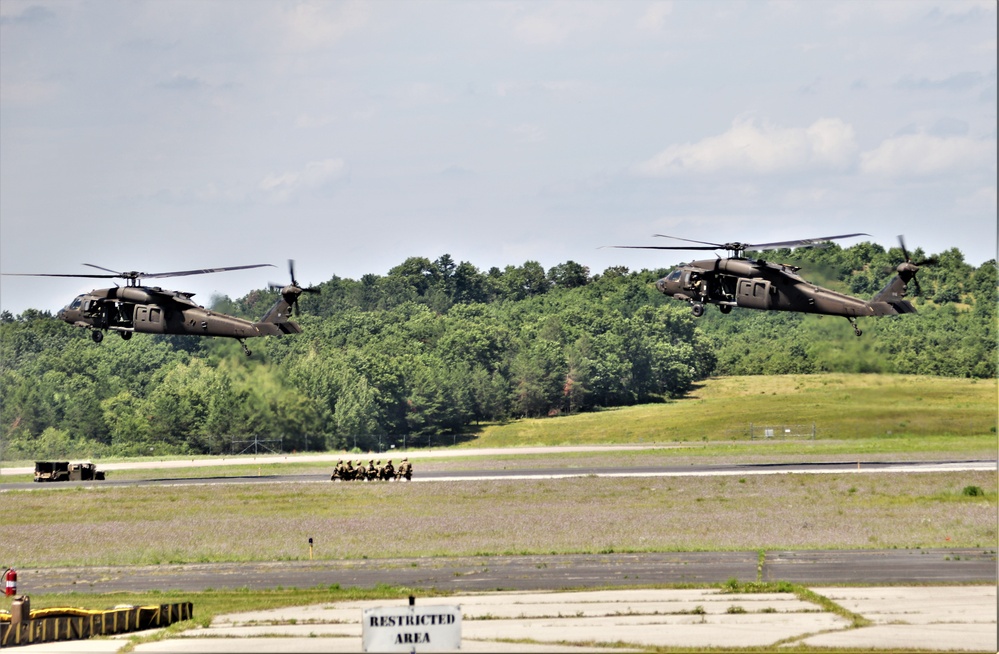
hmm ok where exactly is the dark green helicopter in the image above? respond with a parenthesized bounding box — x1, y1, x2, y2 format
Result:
(612, 234, 933, 336)
(3, 260, 318, 355)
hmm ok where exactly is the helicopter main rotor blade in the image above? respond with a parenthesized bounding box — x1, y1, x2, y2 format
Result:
(2, 272, 120, 279)
(606, 245, 720, 251)
(129, 264, 276, 280)
(740, 233, 871, 251)
(651, 235, 728, 248)
(82, 263, 123, 275)
(640, 233, 870, 253)
(6, 263, 275, 284)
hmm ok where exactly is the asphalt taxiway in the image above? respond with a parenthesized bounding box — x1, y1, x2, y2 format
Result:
(17, 548, 998, 595)
(15, 586, 999, 653)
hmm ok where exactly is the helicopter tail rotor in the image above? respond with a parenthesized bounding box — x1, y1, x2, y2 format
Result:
(896, 235, 937, 297)
(268, 260, 320, 316)
(870, 236, 933, 310)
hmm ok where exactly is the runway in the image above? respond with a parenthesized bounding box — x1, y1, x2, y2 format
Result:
(2, 457, 994, 491)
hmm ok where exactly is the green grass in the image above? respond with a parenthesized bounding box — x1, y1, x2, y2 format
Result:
(0, 585, 422, 618)
(4, 471, 995, 567)
(1, 374, 994, 479)
(464, 374, 997, 447)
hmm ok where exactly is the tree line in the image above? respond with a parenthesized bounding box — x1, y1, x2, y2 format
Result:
(1, 242, 994, 459)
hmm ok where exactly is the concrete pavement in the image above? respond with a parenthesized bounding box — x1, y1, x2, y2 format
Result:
(13, 585, 997, 653)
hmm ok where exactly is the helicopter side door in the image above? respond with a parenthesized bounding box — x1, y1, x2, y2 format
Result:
(735, 278, 774, 310)
(133, 305, 166, 334)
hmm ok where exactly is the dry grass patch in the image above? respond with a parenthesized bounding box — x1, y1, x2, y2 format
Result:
(5, 471, 995, 567)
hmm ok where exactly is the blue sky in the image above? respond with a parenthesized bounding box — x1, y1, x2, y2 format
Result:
(1, 0, 995, 314)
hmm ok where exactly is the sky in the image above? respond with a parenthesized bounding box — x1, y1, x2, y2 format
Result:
(1, 0, 996, 316)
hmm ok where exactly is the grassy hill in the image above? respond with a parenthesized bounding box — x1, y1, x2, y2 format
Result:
(466, 374, 997, 447)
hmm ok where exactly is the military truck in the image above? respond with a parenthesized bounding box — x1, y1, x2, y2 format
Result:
(34, 461, 105, 482)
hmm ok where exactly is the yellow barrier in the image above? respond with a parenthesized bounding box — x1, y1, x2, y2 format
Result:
(0, 602, 193, 647)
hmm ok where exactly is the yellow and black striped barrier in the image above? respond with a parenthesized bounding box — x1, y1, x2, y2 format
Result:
(0, 601, 193, 647)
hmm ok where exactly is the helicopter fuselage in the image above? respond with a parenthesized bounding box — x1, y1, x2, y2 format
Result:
(4, 261, 309, 355)
(655, 257, 916, 320)
(57, 285, 300, 345)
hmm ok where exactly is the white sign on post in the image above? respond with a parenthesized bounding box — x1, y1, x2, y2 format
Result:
(362, 604, 462, 652)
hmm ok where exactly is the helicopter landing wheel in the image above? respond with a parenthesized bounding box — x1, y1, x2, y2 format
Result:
(120, 331, 132, 340)
(719, 305, 732, 314)
(691, 303, 705, 317)
(91, 330, 104, 344)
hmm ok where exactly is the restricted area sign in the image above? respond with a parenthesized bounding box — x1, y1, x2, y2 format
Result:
(362, 604, 462, 652)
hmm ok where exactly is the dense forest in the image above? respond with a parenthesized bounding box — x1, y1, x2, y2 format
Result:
(1, 241, 995, 459)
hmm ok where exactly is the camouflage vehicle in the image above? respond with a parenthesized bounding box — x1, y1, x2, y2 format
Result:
(34, 461, 105, 482)
(69, 462, 105, 481)
(34, 461, 70, 482)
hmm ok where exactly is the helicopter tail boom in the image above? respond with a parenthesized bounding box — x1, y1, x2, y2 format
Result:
(868, 237, 932, 315)
(253, 260, 317, 334)
(869, 267, 918, 315)
(255, 291, 303, 334)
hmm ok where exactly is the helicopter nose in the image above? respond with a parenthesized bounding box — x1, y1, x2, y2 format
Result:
(655, 277, 668, 293)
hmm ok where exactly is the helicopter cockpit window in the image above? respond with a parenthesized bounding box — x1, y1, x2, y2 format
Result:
(667, 270, 683, 282)
(70, 296, 83, 310)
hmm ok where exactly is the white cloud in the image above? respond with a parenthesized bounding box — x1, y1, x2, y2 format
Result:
(636, 2, 673, 32)
(279, 1, 369, 49)
(514, 12, 572, 46)
(955, 185, 997, 215)
(0, 79, 61, 106)
(860, 133, 996, 177)
(633, 118, 858, 176)
(509, 3, 616, 46)
(260, 159, 347, 203)
(510, 124, 546, 143)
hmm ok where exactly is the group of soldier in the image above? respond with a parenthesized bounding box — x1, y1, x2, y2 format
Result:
(330, 458, 412, 482)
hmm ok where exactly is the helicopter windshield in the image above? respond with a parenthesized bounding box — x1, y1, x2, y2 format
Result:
(666, 269, 683, 282)
(69, 295, 83, 310)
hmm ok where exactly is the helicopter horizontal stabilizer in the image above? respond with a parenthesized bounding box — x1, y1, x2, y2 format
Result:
(869, 236, 931, 314)
(254, 316, 303, 335)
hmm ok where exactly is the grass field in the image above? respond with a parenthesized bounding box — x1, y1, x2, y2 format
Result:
(4, 470, 995, 567)
(0, 373, 995, 649)
(1, 373, 995, 482)
(465, 374, 997, 447)
(1, 374, 995, 564)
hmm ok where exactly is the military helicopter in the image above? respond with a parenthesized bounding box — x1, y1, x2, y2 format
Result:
(612, 233, 932, 336)
(3, 260, 319, 354)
